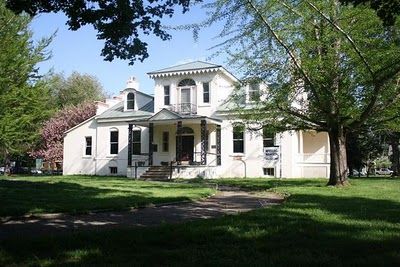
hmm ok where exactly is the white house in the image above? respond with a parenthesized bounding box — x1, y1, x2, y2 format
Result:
(63, 61, 330, 179)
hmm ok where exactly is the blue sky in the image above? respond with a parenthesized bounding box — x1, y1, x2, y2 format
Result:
(30, 3, 228, 96)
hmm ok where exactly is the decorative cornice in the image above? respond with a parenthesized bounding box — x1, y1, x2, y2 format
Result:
(148, 67, 221, 78)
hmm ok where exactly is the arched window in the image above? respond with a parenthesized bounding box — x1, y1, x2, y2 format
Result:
(178, 79, 196, 87)
(127, 92, 135, 110)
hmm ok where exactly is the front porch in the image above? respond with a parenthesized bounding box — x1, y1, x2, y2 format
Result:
(126, 109, 222, 178)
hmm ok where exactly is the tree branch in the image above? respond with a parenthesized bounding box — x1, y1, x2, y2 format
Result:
(246, 0, 326, 113)
(305, 0, 375, 78)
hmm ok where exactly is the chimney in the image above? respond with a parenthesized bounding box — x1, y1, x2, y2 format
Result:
(126, 76, 139, 90)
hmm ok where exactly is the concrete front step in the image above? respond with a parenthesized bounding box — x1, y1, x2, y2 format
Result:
(139, 166, 172, 180)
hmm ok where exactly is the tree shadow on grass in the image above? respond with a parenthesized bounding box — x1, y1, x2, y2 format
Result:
(0, 180, 200, 217)
(1, 192, 399, 266)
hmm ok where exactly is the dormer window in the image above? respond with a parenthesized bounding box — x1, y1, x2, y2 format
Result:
(127, 92, 135, 110)
(249, 83, 260, 102)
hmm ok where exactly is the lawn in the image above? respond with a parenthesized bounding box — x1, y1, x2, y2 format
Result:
(1, 177, 399, 266)
(0, 175, 215, 217)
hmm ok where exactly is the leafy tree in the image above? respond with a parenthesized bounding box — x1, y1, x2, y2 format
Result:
(0, 2, 53, 174)
(202, 0, 400, 185)
(340, 0, 400, 26)
(47, 72, 106, 108)
(346, 129, 386, 176)
(31, 102, 97, 163)
(6, 0, 200, 64)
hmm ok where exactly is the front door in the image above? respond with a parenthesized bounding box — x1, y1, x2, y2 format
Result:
(176, 135, 194, 163)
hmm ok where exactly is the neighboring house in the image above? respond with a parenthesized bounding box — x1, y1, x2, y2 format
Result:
(63, 61, 330, 178)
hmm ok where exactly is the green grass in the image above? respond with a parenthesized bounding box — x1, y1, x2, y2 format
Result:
(0, 175, 215, 217)
(1, 177, 400, 266)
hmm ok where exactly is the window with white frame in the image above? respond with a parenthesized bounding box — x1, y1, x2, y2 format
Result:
(164, 85, 170, 105)
(263, 127, 275, 147)
(127, 92, 135, 109)
(162, 131, 169, 152)
(233, 126, 244, 153)
(203, 82, 210, 103)
(132, 129, 141, 155)
(110, 129, 119, 155)
(85, 136, 92, 156)
(249, 83, 260, 101)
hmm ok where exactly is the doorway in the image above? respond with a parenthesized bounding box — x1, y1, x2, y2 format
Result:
(176, 135, 194, 162)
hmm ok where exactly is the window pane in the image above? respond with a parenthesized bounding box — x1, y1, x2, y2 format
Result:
(127, 93, 135, 109)
(181, 88, 191, 103)
(164, 85, 170, 105)
(132, 144, 141, 155)
(164, 85, 170, 95)
(86, 137, 92, 146)
(203, 82, 210, 103)
(249, 83, 260, 101)
(163, 142, 169, 152)
(164, 96, 170, 105)
(110, 143, 118, 154)
(263, 139, 274, 147)
(233, 140, 244, 153)
(132, 130, 141, 142)
(85, 137, 92, 156)
(163, 132, 169, 142)
(110, 131, 118, 142)
(233, 131, 244, 140)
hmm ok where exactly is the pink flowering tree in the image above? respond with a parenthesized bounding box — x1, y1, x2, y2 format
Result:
(31, 102, 97, 162)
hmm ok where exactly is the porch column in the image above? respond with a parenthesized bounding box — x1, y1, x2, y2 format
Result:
(200, 120, 207, 165)
(176, 121, 182, 165)
(216, 124, 221, 166)
(148, 123, 153, 166)
(128, 124, 133, 167)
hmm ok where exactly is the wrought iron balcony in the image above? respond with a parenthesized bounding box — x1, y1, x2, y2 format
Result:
(169, 103, 197, 115)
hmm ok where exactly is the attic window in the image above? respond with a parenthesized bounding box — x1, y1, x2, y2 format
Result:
(178, 79, 196, 87)
(249, 83, 260, 101)
(127, 92, 135, 109)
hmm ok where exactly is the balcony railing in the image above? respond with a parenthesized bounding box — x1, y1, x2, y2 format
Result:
(169, 103, 197, 115)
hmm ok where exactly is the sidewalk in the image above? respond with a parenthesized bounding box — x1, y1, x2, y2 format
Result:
(0, 190, 284, 240)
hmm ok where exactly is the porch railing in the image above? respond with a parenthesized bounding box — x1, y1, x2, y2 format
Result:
(168, 103, 197, 115)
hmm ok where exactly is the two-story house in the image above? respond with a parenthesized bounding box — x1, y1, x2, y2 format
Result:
(63, 61, 330, 178)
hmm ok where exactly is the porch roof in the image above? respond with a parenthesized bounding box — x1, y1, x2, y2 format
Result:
(128, 108, 222, 126)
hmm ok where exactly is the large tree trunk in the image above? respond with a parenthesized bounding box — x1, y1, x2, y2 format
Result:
(389, 132, 400, 177)
(328, 127, 349, 185)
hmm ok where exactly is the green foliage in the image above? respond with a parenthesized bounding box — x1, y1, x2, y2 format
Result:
(0, 2, 53, 163)
(340, 0, 400, 26)
(6, 0, 202, 64)
(374, 155, 391, 168)
(199, 0, 400, 184)
(47, 72, 106, 108)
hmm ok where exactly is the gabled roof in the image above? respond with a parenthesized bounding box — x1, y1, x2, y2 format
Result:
(96, 100, 154, 121)
(149, 108, 182, 121)
(147, 61, 238, 82)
